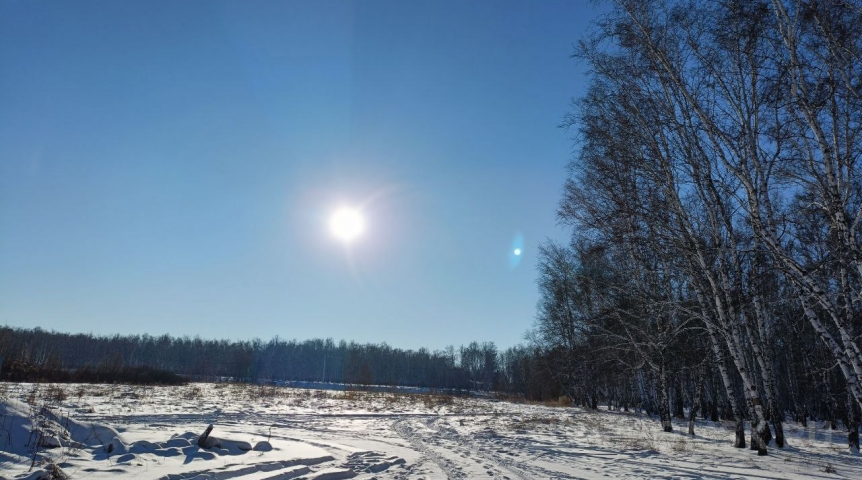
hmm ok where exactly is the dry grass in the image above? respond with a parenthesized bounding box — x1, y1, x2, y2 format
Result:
(249, 385, 290, 399)
(670, 436, 691, 453)
(617, 418, 659, 452)
(573, 412, 611, 434)
(341, 390, 362, 401)
(88, 386, 110, 397)
(421, 394, 454, 408)
(332, 389, 455, 409)
(46, 384, 67, 404)
(496, 393, 573, 408)
(26, 386, 39, 405)
(74, 386, 87, 400)
(545, 396, 573, 407)
(508, 414, 565, 431)
(182, 385, 203, 400)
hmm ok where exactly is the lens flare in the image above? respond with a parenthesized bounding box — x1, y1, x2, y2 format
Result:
(509, 233, 525, 269)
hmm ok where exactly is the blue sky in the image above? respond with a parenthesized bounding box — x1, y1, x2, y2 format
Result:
(0, 0, 601, 350)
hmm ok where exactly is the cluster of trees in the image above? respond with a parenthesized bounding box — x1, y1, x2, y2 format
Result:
(0, 326, 558, 395)
(531, 0, 862, 454)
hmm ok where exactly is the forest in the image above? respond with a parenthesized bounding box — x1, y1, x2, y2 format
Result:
(531, 0, 862, 456)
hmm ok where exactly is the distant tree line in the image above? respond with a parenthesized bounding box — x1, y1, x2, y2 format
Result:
(0, 359, 184, 385)
(527, 0, 862, 455)
(0, 326, 561, 396)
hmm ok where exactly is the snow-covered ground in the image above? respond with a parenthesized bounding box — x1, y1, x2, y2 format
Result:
(1, 382, 858, 479)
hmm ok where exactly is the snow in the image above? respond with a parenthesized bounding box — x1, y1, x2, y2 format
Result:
(1, 382, 858, 479)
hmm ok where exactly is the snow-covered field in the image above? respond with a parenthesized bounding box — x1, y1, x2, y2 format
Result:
(1, 382, 858, 479)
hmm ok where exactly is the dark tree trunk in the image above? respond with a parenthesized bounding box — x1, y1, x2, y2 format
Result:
(688, 402, 699, 436)
(748, 400, 769, 456)
(847, 394, 860, 452)
(734, 418, 746, 449)
(674, 387, 685, 419)
(723, 402, 735, 421)
(750, 426, 768, 455)
(689, 368, 705, 435)
(659, 366, 673, 432)
(769, 401, 785, 448)
(796, 408, 807, 427)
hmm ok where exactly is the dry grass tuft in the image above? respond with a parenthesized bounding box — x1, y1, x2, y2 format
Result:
(509, 415, 563, 431)
(670, 436, 691, 453)
(495, 393, 573, 408)
(421, 394, 454, 408)
(26, 386, 39, 405)
(341, 389, 362, 402)
(619, 419, 659, 452)
(183, 385, 203, 400)
(46, 384, 68, 404)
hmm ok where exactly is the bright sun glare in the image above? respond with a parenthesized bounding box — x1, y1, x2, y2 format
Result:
(330, 207, 365, 242)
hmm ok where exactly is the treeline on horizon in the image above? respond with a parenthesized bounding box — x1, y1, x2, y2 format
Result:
(0, 359, 185, 386)
(0, 325, 561, 398)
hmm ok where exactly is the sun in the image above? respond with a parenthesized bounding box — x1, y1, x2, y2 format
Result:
(330, 207, 365, 242)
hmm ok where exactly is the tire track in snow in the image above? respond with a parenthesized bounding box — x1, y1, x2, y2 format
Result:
(427, 418, 535, 480)
(392, 418, 466, 479)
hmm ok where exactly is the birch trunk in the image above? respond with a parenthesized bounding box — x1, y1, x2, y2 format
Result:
(659, 363, 673, 432)
(689, 367, 705, 436)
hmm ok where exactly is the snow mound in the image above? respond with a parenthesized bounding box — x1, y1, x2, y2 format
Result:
(252, 440, 272, 451)
(1, 393, 344, 480)
(0, 398, 37, 458)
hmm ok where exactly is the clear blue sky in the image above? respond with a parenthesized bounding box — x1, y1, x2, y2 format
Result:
(0, 0, 600, 350)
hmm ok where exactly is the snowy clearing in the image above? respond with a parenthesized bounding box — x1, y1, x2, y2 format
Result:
(1, 383, 858, 479)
